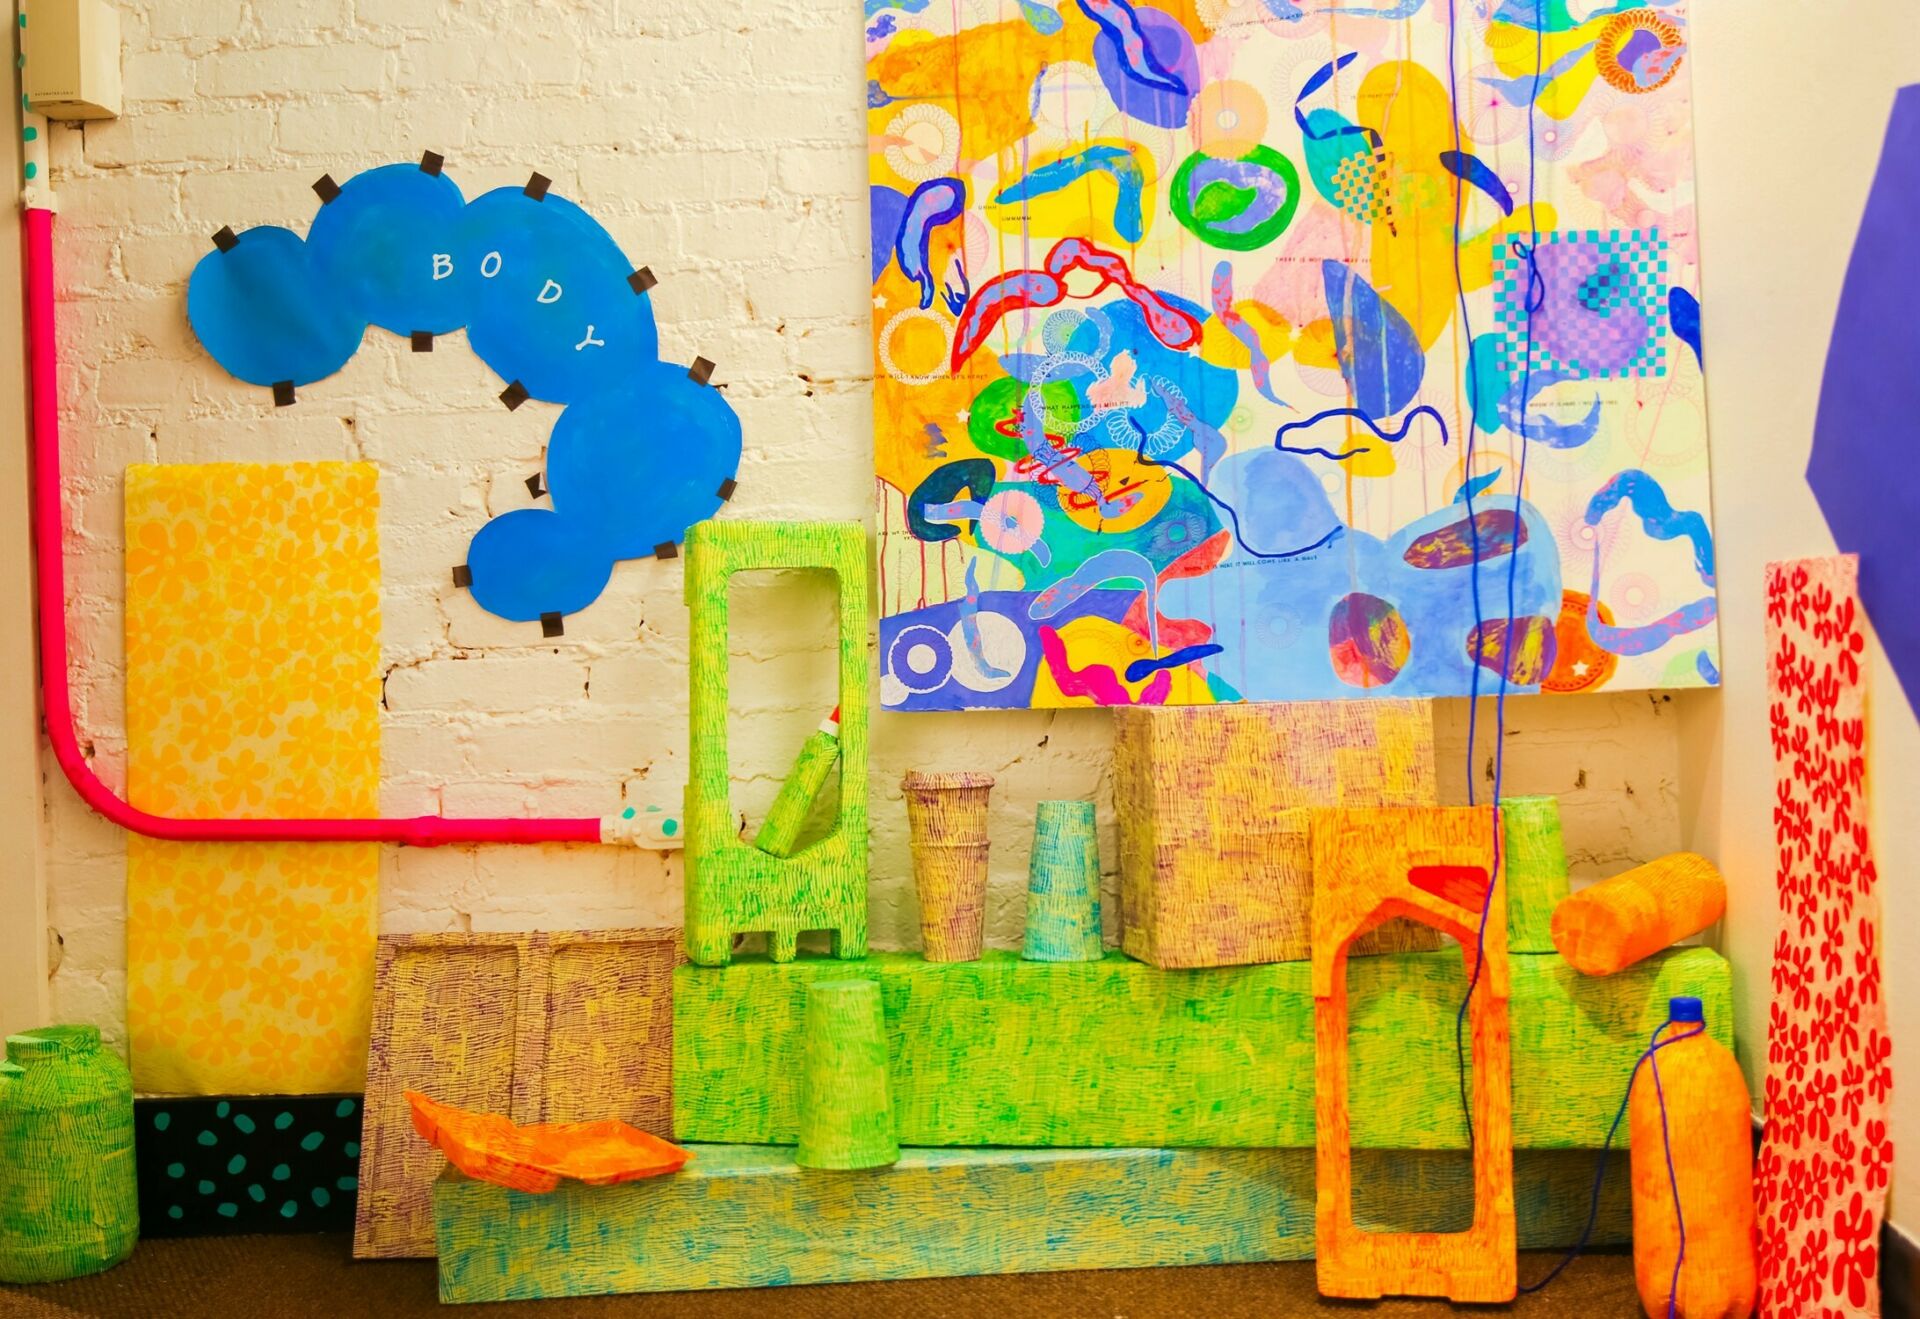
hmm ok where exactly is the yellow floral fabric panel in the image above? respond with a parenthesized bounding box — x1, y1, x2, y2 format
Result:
(125, 462, 382, 1095)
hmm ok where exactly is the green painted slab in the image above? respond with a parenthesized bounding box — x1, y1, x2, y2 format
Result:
(675, 947, 1732, 1149)
(433, 1145, 1627, 1302)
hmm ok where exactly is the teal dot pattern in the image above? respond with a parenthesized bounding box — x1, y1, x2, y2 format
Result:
(134, 1095, 363, 1237)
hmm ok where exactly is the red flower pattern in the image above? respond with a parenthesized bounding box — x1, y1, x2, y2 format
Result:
(1759, 557, 1892, 1318)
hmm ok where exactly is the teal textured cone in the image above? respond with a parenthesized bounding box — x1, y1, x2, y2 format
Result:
(1023, 801, 1103, 962)
(0, 1025, 139, 1283)
(795, 981, 898, 1170)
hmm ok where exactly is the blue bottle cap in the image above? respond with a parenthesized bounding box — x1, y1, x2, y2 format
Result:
(1668, 995, 1705, 1024)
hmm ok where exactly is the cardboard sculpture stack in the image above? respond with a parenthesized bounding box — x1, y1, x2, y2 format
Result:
(402, 521, 1741, 1304)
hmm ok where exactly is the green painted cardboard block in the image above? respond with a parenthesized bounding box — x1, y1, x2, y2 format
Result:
(683, 521, 870, 966)
(433, 1145, 1627, 1302)
(675, 947, 1732, 1149)
(1503, 795, 1573, 953)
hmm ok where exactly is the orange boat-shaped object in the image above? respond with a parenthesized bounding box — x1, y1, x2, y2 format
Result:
(405, 1090, 692, 1194)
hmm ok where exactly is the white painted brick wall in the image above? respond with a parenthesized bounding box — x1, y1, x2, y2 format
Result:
(38, 0, 1688, 1047)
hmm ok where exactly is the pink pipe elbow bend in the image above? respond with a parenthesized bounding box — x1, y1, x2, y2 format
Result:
(24, 206, 600, 848)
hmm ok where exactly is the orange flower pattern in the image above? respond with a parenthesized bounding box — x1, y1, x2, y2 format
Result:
(125, 462, 381, 1096)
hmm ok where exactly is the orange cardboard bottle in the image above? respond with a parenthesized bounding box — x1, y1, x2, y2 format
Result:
(1629, 997, 1756, 1319)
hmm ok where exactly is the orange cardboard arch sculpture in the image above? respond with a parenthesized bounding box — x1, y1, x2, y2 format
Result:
(1310, 806, 1516, 1303)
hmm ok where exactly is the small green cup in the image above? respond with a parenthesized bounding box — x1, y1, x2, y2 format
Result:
(795, 980, 899, 1170)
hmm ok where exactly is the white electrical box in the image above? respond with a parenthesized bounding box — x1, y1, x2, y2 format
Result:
(22, 0, 122, 121)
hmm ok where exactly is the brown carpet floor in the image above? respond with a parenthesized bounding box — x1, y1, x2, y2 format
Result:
(0, 1237, 1641, 1317)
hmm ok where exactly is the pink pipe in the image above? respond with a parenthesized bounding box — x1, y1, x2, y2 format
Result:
(25, 207, 601, 847)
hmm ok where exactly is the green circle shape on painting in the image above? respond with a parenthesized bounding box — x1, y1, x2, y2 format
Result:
(968, 377, 1081, 462)
(1169, 146, 1301, 252)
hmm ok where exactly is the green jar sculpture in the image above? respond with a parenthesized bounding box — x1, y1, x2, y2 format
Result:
(0, 1025, 139, 1282)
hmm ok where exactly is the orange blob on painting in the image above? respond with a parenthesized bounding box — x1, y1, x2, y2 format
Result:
(405, 1090, 691, 1194)
(1541, 590, 1620, 694)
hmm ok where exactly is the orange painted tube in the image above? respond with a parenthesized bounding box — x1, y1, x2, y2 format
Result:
(1550, 853, 1725, 977)
(1629, 998, 1757, 1318)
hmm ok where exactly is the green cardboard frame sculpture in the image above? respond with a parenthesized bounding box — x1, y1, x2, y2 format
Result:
(684, 521, 870, 966)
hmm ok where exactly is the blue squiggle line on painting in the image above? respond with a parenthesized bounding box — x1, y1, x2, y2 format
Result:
(1695, 650, 1720, 685)
(1582, 470, 1718, 656)
(1125, 643, 1224, 682)
(1273, 405, 1448, 461)
(1584, 469, 1716, 584)
(1295, 52, 1382, 147)
(1136, 448, 1343, 562)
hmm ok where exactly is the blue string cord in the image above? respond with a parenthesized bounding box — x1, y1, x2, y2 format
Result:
(1444, 0, 1544, 1149)
(1436, 11, 1694, 1300)
(1520, 1018, 1704, 1303)
(1649, 1031, 1690, 1318)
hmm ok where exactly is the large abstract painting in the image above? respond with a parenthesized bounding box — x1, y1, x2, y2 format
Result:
(867, 0, 1717, 711)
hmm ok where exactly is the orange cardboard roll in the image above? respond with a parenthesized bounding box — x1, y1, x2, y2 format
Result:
(1551, 853, 1725, 977)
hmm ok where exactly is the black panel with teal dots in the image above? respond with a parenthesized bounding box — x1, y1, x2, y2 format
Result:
(134, 1095, 363, 1236)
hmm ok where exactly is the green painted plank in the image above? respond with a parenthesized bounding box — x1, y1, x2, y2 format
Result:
(433, 1146, 1627, 1302)
(674, 947, 1731, 1149)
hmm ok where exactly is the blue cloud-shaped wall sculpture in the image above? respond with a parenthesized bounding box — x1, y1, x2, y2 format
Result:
(186, 154, 741, 629)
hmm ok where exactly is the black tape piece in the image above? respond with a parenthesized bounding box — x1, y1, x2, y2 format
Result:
(134, 1094, 361, 1238)
(411, 330, 434, 353)
(312, 174, 341, 204)
(212, 226, 239, 253)
(272, 381, 296, 408)
(525, 473, 545, 498)
(716, 476, 737, 501)
(500, 380, 529, 411)
(419, 150, 445, 176)
(540, 612, 564, 638)
(524, 172, 552, 201)
(628, 266, 657, 295)
(654, 541, 679, 560)
(688, 357, 715, 385)
(452, 564, 473, 588)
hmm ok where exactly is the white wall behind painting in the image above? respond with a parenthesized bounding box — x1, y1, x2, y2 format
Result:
(27, 0, 1909, 1235)
(1684, 1, 1920, 1238)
